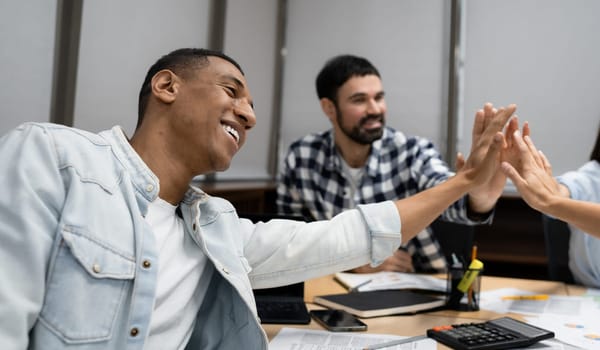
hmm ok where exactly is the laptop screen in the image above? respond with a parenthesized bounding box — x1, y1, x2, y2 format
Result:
(252, 282, 304, 299)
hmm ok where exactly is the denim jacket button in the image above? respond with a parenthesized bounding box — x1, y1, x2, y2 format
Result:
(145, 184, 154, 192)
(142, 260, 151, 269)
(130, 327, 139, 337)
(92, 263, 101, 273)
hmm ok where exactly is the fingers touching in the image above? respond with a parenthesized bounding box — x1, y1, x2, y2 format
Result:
(473, 103, 495, 148)
(455, 152, 466, 172)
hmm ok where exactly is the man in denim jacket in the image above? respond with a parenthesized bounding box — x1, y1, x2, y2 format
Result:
(0, 48, 516, 349)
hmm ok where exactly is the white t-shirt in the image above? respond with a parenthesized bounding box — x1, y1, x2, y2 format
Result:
(340, 157, 365, 208)
(144, 198, 209, 350)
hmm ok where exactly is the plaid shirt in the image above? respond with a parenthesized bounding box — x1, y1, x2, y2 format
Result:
(277, 127, 486, 273)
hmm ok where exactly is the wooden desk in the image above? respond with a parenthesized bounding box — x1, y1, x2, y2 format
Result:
(263, 274, 568, 349)
(565, 283, 588, 296)
(426, 275, 568, 322)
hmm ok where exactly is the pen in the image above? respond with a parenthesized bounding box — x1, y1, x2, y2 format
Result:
(350, 279, 372, 293)
(501, 294, 549, 301)
(467, 245, 478, 306)
(363, 334, 428, 349)
(451, 253, 462, 268)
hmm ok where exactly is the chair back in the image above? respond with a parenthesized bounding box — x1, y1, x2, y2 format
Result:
(541, 214, 575, 283)
(430, 219, 475, 265)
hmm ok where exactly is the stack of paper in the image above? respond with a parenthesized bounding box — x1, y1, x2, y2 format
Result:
(481, 287, 600, 350)
(334, 271, 446, 293)
(269, 327, 436, 350)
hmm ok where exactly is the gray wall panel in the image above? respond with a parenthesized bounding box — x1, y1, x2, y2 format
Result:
(220, 0, 280, 179)
(279, 0, 451, 170)
(73, 0, 211, 136)
(461, 0, 600, 178)
(0, 1, 57, 135)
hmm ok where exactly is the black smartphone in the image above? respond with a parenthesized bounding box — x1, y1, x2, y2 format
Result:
(309, 309, 367, 332)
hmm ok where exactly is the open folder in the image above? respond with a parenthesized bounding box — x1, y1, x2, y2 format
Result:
(313, 289, 445, 318)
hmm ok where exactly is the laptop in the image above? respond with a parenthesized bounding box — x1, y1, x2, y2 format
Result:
(253, 282, 311, 324)
(240, 212, 311, 324)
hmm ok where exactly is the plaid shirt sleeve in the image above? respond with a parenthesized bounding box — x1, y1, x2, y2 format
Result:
(394, 136, 471, 273)
(403, 229, 447, 273)
(276, 136, 323, 222)
(276, 146, 304, 217)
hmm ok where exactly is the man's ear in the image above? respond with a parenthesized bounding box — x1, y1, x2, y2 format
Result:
(320, 98, 337, 121)
(151, 70, 179, 104)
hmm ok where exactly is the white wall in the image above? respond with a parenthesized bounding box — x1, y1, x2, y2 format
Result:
(279, 0, 451, 170)
(2, 1, 598, 181)
(0, 1, 56, 135)
(74, 0, 211, 136)
(461, 0, 600, 177)
(74, 0, 279, 180)
(220, 0, 280, 179)
(0, 0, 280, 181)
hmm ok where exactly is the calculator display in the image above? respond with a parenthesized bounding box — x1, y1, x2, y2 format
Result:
(488, 317, 550, 338)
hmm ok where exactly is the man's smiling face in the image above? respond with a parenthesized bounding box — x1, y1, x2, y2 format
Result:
(333, 74, 386, 145)
(169, 56, 256, 174)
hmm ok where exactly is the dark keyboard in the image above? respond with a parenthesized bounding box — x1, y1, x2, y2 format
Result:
(426, 317, 554, 350)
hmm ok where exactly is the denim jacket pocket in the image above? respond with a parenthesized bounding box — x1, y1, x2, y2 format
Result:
(39, 227, 135, 343)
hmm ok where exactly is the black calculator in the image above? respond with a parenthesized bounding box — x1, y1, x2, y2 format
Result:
(426, 317, 555, 350)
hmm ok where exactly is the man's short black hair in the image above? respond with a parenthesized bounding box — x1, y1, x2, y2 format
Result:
(136, 48, 243, 129)
(315, 54, 380, 104)
(591, 125, 600, 162)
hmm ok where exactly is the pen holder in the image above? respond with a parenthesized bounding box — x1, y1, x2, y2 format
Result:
(446, 264, 483, 311)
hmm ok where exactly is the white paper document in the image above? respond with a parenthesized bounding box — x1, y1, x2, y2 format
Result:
(584, 287, 600, 296)
(269, 328, 436, 350)
(526, 292, 600, 350)
(479, 288, 585, 316)
(334, 272, 446, 293)
(479, 287, 600, 349)
(513, 339, 582, 349)
(526, 315, 600, 350)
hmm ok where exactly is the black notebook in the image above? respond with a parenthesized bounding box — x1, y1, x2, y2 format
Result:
(314, 289, 445, 318)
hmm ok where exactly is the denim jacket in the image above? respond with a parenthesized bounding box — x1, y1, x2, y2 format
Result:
(0, 123, 401, 350)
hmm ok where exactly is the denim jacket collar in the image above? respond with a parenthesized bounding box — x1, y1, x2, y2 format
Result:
(104, 126, 208, 212)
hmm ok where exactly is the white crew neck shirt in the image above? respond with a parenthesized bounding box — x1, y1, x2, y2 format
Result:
(144, 197, 209, 350)
(340, 157, 365, 207)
